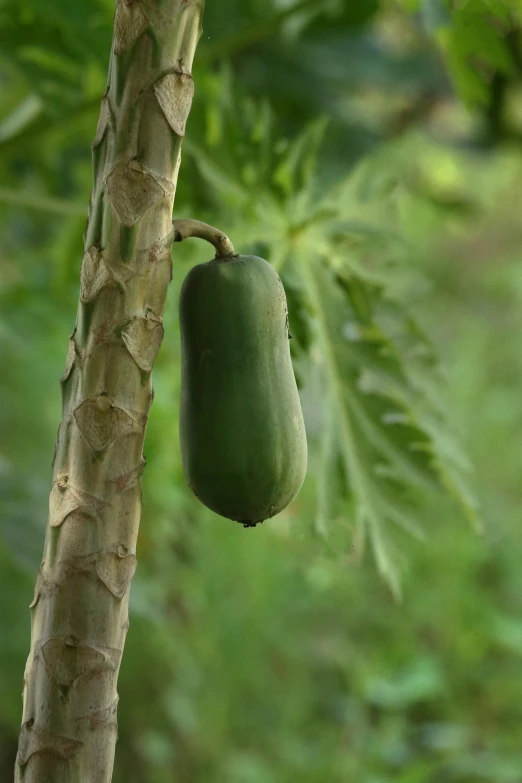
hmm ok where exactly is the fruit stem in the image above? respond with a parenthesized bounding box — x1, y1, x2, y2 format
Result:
(171, 218, 236, 258)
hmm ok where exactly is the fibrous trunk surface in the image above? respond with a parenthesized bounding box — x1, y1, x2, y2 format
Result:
(15, 2, 204, 780)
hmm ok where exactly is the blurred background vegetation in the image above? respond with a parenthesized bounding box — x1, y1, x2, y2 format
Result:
(2, 0, 522, 780)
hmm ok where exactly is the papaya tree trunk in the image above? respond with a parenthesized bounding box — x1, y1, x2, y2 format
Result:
(15, 1, 205, 780)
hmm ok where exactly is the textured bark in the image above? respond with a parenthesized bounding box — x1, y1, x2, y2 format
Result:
(15, 1, 205, 780)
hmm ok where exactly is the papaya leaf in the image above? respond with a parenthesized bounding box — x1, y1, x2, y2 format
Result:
(296, 255, 435, 596)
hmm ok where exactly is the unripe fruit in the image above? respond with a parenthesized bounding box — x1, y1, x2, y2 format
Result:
(179, 255, 307, 526)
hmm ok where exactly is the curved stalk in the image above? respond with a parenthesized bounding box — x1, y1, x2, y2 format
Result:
(171, 218, 235, 257)
(15, 2, 205, 781)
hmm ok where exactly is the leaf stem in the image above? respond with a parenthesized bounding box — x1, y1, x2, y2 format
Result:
(0, 186, 86, 216)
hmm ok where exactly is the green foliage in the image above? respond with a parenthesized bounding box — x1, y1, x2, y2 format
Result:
(182, 76, 479, 593)
(412, 0, 521, 110)
(439, 1, 515, 106)
(2, 0, 522, 780)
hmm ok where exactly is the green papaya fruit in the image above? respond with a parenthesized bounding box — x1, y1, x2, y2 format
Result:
(179, 254, 307, 527)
